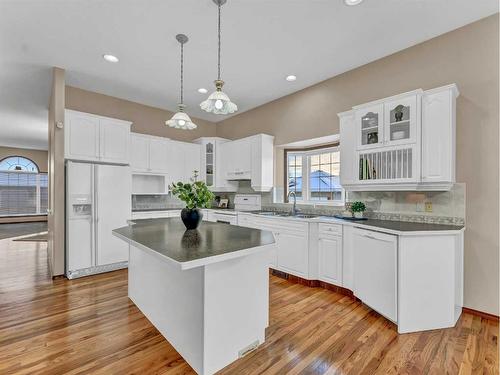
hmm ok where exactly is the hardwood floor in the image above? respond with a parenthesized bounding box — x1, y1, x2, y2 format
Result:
(0, 237, 497, 374)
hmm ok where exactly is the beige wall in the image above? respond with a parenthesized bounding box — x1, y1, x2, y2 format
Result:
(65, 86, 216, 141)
(0, 146, 48, 173)
(217, 15, 499, 315)
(48, 67, 65, 277)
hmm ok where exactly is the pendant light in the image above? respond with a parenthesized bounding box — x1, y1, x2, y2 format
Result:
(200, 0, 238, 115)
(166, 34, 197, 130)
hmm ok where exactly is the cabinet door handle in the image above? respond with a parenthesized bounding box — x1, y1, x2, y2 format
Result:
(361, 233, 393, 242)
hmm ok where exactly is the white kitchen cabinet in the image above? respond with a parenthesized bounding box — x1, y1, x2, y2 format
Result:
(65, 111, 100, 161)
(130, 134, 150, 171)
(421, 84, 458, 188)
(99, 118, 131, 164)
(219, 134, 274, 192)
(340, 84, 458, 191)
(167, 140, 202, 186)
(341, 225, 355, 291)
(65, 110, 131, 164)
(318, 224, 343, 286)
(194, 137, 238, 192)
(339, 111, 356, 186)
(149, 137, 169, 173)
(355, 103, 384, 150)
(353, 228, 398, 323)
(276, 231, 308, 277)
(221, 138, 252, 180)
(131, 174, 169, 195)
(240, 216, 308, 277)
(250, 134, 274, 192)
(383, 94, 419, 146)
(131, 133, 169, 174)
(183, 142, 202, 179)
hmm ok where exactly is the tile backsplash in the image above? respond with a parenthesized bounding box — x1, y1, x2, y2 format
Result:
(132, 194, 183, 210)
(347, 183, 465, 224)
(137, 181, 465, 226)
(215, 182, 465, 225)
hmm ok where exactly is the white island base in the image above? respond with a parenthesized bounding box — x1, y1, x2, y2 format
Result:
(128, 244, 270, 375)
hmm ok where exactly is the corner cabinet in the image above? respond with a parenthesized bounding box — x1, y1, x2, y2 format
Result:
(65, 110, 131, 164)
(340, 84, 458, 191)
(194, 137, 238, 192)
(196, 134, 274, 193)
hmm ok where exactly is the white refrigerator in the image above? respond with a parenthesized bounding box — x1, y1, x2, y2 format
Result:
(66, 161, 131, 279)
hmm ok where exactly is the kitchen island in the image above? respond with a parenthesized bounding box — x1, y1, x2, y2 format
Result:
(112, 218, 275, 375)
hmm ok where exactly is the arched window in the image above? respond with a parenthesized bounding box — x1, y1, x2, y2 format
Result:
(0, 156, 46, 217)
(0, 156, 39, 173)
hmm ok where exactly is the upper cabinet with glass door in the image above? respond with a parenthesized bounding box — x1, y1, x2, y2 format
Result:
(204, 141, 215, 188)
(383, 94, 419, 146)
(355, 104, 384, 150)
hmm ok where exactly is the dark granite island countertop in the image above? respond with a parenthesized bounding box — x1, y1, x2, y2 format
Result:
(113, 218, 275, 270)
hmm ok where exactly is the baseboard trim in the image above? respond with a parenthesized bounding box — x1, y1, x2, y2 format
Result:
(269, 269, 355, 299)
(462, 307, 499, 322)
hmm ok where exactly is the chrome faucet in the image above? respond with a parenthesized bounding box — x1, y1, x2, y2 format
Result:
(288, 191, 300, 216)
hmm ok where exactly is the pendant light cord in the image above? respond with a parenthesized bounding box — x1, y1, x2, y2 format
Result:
(217, 2, 221, 80)
(180, 41, 184, 105)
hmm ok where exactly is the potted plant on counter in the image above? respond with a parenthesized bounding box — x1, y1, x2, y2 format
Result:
(350, 201, 366, 219)
(170, 171, 215, 230)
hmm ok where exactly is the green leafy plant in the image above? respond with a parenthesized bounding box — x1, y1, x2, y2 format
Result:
(170, 171, 215, 210)
(350, 201, 366, 213)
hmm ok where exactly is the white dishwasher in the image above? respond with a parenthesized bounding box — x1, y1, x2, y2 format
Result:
(353, 228, 398, 323)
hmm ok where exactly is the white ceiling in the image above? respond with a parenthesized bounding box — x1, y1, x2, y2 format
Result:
(0, 0, 497, 150)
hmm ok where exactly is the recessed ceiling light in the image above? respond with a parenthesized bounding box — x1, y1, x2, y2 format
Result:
(102, 54, 119, 63)
(286, 75, 297, 82)
(344, 0, 363, 6)
(198, 88, 208, 94)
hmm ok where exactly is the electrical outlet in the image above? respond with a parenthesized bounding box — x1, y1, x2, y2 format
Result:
(425, 201, 433, 212)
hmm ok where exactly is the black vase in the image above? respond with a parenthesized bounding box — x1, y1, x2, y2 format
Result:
(181, 208, 203, 230)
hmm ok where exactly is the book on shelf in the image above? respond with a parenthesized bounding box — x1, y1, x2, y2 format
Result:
(359, 158, 377, 181)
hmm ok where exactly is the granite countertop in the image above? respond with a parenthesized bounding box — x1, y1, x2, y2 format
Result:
(132, 208, 182, 212)
(240, 211, 464, 235)
(131, 207, 238, 213)
(113, 218, 275, 269)
(334, 218, 464, 232)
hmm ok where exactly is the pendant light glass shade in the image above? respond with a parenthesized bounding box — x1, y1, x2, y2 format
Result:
(166, 104, 197, 130)
(200, 80, 237, 115)
(200, 0, 237, 115)
(166, 34, 197, 130)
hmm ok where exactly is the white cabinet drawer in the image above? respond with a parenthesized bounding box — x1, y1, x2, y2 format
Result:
(318, 223, 343, 236)
(254, 217, 309, 235)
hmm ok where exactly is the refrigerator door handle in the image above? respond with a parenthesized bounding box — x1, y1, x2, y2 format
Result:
(93, 165, 98, 267)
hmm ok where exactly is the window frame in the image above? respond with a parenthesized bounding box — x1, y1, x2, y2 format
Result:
(0, 156, 47, 217)
(0, 156, 40, 173)
(284, 143, 344, 206)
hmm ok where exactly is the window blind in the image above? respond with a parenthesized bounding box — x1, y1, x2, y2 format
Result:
(0, 172, 48, 216)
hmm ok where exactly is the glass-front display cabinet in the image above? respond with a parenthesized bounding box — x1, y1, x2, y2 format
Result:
(383, 95, 417, 146)
(355, 103, 384, 150)
(204, 141, 214, 187)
